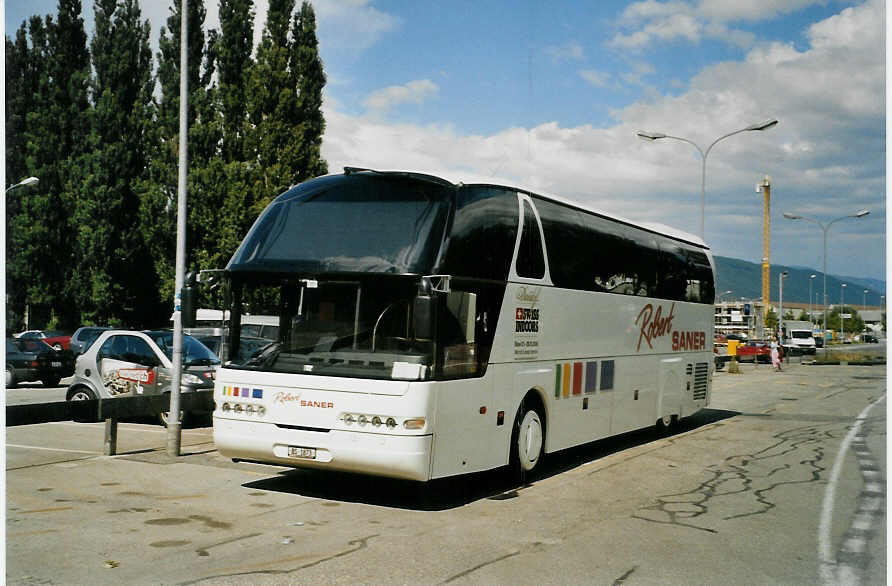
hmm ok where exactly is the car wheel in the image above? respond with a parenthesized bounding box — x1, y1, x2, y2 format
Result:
(67, 386, 98, 422)
(159, 409, 187, 428)
(6, 366, 16, 389)
(42, 376, 61, 388)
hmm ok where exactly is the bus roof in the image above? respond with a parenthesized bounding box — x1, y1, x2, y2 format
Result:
(331, 167, 708, 250)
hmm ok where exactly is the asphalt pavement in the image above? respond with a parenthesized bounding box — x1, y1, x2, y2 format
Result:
(5, 360, 886, 585)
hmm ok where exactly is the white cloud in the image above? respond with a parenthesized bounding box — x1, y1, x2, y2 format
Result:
(312, 0, 400, 51)
(610, 0, 830, 50)
(579, 69, 610, 87)
(362, 79, 439, 112)
(544, 42, 585, 62)
(321, 0, 886, 279)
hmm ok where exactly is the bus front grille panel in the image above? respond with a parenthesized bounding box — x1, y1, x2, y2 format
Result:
(692, 362, 709, 400)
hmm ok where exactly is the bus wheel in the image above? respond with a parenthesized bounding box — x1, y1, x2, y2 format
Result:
(656, 414, 677, 435)
(510, 404, 544, 479)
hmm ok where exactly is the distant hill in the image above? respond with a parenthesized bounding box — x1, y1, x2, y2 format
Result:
(714, 256, 885, 306)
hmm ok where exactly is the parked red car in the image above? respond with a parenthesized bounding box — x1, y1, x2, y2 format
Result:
(18, 330, 72, 351)
(734, 341, 775, 364)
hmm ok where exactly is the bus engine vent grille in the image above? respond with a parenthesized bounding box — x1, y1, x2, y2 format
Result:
(692, 362, 709, 400)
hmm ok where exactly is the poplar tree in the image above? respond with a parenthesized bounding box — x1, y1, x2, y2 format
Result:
(290, 1, 328, 181)
(217, 0, 254, 163)
(70, 0, 157, 325)
(139, 0, 222, 307)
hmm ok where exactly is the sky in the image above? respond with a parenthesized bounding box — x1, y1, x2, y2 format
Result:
(5, 0, 888, 288)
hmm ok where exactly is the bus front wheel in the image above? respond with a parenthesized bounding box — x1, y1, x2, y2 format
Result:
(510, 403, 544, 479)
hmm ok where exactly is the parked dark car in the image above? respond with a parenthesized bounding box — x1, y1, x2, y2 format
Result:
(18, 330, 72, 351)
(69, 326, 111, 356)
(6, 337, 75, 388)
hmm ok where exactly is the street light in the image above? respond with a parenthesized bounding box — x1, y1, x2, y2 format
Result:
(778, 271, 789, 342)
(6, 176, 39, 193)
(841, 283, 847, 342)
(783, 209, 870, 352)
(809, 274, 816, 323)
(636, 119, 778, 238)
(863, 289, 868, 311)
(719, 290, 733, 302)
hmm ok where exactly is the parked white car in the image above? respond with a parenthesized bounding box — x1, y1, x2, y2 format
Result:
(65, 330, 219, 425)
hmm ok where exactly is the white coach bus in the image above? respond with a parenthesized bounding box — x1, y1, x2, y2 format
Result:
(213, 168, 715, 481)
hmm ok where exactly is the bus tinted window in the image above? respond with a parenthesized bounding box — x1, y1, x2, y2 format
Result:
(516, 200, 545, 279)
(229, 174, 452, 275)
(440, 186, 518, 281)
(533, 197, 713, 304)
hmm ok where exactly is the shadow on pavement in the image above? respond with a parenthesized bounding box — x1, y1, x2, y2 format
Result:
(242, 407, 740, 511)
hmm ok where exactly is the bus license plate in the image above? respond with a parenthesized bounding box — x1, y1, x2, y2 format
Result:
(288, 446, 316, 460)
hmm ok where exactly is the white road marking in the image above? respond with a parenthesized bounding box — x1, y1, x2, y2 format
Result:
(6, 443, 97, 455)
(818, 393, 886, 585)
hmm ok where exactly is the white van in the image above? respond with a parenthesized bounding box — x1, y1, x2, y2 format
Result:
(782, 321, 816, 354)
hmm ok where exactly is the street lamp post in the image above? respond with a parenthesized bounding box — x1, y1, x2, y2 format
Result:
(841, 283, 847, 342)
(809, 274, 816, 323)
(779, 271, 789, 342)
(783, 209, 870, 353)
(636, 119, 778, 238)
(6, 176, 39, 193)
(863, 289, 868, 311)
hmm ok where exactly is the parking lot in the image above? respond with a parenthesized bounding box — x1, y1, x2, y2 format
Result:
(6, 361, 886, 585)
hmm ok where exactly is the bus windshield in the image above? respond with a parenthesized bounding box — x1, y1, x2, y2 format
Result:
(224, 274, 485, 381)
(228, 173, 453, 275)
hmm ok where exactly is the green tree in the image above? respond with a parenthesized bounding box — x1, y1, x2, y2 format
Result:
(290, 1, 328, 181)
(7, 4, 90, 330)
(217, 0, 254, 163)
(764, 308, 778, 333)
(246, 0, 297, 206)
(138, 0, 222, 310)
(826, 306, 864, 338)
(70, 0, 157, 326)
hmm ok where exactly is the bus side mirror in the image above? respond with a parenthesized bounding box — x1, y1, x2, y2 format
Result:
(414, 295, 436, 340)
(182, 271, 197, 328)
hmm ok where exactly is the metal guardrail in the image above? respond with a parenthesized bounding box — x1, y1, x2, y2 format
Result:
(6, 390, 215, 455)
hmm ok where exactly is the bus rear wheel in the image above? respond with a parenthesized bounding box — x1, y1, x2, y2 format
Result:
(656, 414, 677, 435)
(510, 403, 544, 480)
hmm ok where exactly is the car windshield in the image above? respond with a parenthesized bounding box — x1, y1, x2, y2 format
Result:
(146, 332, 221, 366)
(791, 331, 812, 339)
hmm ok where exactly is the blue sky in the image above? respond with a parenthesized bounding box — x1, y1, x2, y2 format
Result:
(5, 0, 887, 287)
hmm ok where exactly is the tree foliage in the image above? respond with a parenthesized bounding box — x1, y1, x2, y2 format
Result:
(5, 0, 329, 331)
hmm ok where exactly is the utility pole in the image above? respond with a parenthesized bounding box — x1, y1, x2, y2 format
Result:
(167, 0, 189, 456)
(757, 176, 771, 338)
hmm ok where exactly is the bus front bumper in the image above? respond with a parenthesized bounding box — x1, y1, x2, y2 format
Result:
(213, 416, 433, 481)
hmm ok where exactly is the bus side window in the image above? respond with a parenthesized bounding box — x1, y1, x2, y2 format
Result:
(516, 200, 545, 279)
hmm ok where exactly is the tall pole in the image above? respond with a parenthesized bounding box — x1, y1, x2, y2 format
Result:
(760, 176, 771, 338)
(809, 274, 816, 324)
(167, 0, 189, 457)
(784, 209, 869, 354)
(779, 271, 787, 342)
(841, 283, 846, 342)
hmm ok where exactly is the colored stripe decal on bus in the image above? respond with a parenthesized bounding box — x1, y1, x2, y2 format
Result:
(562, 363, 571, 398)
(585, 362, 598, 394)
(223, 386, 264, 399)
(554, 361, 599, 399)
